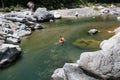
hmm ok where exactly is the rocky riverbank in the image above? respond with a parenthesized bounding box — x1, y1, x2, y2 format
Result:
(0, 8, 54, 68)
(50, 5, 120, 18)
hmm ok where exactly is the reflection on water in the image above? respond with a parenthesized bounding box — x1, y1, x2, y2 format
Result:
(0, 16, 120, 80)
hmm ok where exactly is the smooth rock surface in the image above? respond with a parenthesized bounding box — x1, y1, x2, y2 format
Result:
(0, 44, 21, 68)
(33, 8, 54, 21)
(88, 29, 99, 35)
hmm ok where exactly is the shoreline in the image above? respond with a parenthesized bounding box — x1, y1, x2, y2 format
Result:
(50, 7, 101, 18)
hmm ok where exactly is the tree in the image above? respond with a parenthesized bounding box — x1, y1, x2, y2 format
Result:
(1, 0, 4, 8)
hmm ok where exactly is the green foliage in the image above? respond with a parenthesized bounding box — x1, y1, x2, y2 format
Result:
(115, 3, 120, 7)
(73, 38, 101, 49)
(100, 3, 110, 7)
(0, 5, 23, 12)
(93, 7, 100, 11)
(0, 0, 120, 10)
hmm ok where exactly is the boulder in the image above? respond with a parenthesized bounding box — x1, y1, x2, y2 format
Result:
(52, 63, 101, 80)
(79, 32, 120, 79)
(34, 23, 44, 30)
(117, 17, 120, 21)
(5, 17, 27, 23)
(0, 44, 21, 68)
(53, 11, 61, 19)
(33, 8, 54, 22)
(114, 27, 120, 34)
(52, 68, 66, 80)
(100, 8, 110, 14)
(87, 29, 99, 35)
(15, 29, 31, 37)
(4, 11, 36, 22)
(5, 36, 21, 44)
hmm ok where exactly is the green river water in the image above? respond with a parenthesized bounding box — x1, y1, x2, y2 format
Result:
(0, 16, 120, 80)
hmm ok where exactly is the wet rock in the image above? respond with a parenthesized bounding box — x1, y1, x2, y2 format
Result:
(88, 29, 99, 35)
(0, 44, 21, 68)
(33, 8, 54, 22)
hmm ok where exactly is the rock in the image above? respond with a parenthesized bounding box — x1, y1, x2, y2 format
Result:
(79, 32, 120, 79)
(52, 63, 101, 80)
(114, 27, 120, 34)
(34, 23, 44, 30)
(27, 1, 35, 11)
(97, 6, 105, 9)
(4, 11, 36, 22)
(100, 32, 120, 51)
(5, 36, 21, 44)
(75, 11, 79, 17)
(0, 44, 21, 68)
(0, 36, 5, 45)
(33, 8, 54, 22)
(117, 17, 120, 21)
(53, 11, 61, 19)
(87, 29, 99, 35)
(100, 8, 110, 14)
(15, 29, 31, 37)
(52, 68, 66, 80)
(0, 44, 21, 52)
(5, 17, 27, 23)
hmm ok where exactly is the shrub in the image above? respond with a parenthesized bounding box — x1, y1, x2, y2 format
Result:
(0, 5, 23, 12)
(101, 3, 110, 7)
(93, 7, 99, 11)
(115, 3, 120, 7)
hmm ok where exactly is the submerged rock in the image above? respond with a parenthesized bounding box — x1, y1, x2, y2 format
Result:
(88, 29, 99, 35)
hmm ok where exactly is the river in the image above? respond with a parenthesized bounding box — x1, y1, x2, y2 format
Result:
(0, 16, 120, 80)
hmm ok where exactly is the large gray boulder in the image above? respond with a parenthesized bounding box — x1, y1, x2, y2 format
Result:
(79, 32, 120, 79)
(33, 8, 54, 22)
(52, 63, 101, 80)
(0, 44, 21, 68)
